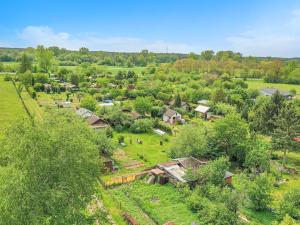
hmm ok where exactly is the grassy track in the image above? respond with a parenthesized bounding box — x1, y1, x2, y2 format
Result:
(20, 89, 44, 121)
(0, 77, 26, 133)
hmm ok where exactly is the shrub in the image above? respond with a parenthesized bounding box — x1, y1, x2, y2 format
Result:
(27, 86, 36, 99)
(130, 119, 153, 133)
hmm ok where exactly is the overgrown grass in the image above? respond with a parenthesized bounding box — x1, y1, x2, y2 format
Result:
(103, 131, 172, 179)
(110, 182, 199, 225)
(0, 77, 26, 133)
(20, 89, 44, 121)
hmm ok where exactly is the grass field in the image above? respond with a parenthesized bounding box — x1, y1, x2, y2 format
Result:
(0, 77, 26, 133)
(246, 79, 300, 98)
(102, 131, 172, 179)
(110, 182, 199, 225)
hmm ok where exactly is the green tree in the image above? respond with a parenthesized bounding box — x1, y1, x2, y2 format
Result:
(193, 157, 230, 186)
(134, 97, 152, 115)
(272, 101, 300, 166)
(278, 189, 300, 221)
(245, 139, 270, 174)
(200, 50, 214, 60)
(19, 52, 32, 73)
(80, 96, 97, 111)
(36, 45, 54, 72)
(278, 215, 299, 225)
(170, 124, 208, 158)
(0, 111, 100, 224)
(248, 173, 272, 211)
(212, 113, 249, 166)
(174, 93, 182, 107)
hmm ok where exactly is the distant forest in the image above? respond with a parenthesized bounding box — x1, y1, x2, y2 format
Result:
(1, 46, 300, 84)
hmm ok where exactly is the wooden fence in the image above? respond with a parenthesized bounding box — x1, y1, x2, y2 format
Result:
(102, 171, 149, 188)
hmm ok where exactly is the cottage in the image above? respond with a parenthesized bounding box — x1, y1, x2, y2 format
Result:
(153, 157, 233, 185)
(163, 109, 182, 124)
(86, 114, 109, 129)
(260, 88, 291, 98)
(76, 108, 109, 129)
(195, 104, 210, 120)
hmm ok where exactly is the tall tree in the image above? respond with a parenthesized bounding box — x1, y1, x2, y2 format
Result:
(0, 111, 100, 224)
(36, 45, 54, 72)
(19, 52, 32, 73)
(272, 101, 300, 166)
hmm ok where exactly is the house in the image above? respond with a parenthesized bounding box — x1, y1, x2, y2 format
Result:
(168, 100, 190, 111)
(195, 104, 210, 120)
(163, 109, 182, 124)
(86, 114, 109, 129)
(56, 101, 72, 108)
(130, 112, 142, 120)
(197, 99, 209, 106)
(152, 157, 233, 185)
(43, 83, 52, 92)
(260, 88, 291, 98)
(98, 102, 114, 107)
(76, 108, 109, 129)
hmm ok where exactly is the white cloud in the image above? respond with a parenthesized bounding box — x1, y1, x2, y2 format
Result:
(18, 26, 193, 53)
(226, 9, 300, 57)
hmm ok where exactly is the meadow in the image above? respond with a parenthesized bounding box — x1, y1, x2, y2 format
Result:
(0, 76, 26, 133)
(110, 182, 199, 225)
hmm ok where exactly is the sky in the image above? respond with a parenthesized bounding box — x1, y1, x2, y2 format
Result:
(1, 0, 300, 57)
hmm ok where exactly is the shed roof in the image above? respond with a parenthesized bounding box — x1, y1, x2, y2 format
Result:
(76, 108, 93, 118)
(86, 114, 101, 125)
(260, 88, 290, 97)
(163, 108, 177, 117)
(195, 105, 210, 113)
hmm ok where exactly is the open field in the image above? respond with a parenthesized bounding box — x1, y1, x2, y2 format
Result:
(20, 89, 44, 121)
(110, 182, 199, 225)
(246, 79, 300, 98)
(0, 77, 26, 133)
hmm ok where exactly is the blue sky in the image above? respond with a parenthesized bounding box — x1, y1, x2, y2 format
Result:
(1, 0, 300, 57)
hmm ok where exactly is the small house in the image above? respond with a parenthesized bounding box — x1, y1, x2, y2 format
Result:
(43, 83, 52, 92)
(197, 99, 209, 106)
(76, 108, 109, 129)
(86, 114, 109, 129)
(57, 101, 72, 108)
(195, 105, 210, 120)
(152, 157, 233, 185)
(260, 88, 291, 99)
(163, 109, 182, 124)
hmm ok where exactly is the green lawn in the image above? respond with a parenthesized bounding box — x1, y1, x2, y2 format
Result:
(103, 131, 172, 179)
(0, 77, 26, 133)
(110, 182, 199, 225)
(246, 79, 300, 98)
